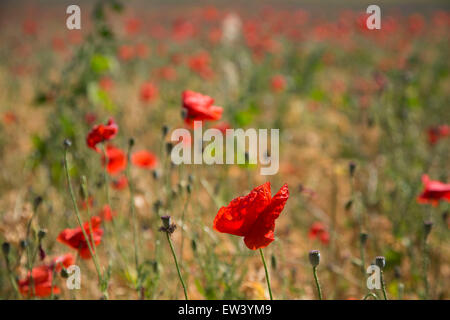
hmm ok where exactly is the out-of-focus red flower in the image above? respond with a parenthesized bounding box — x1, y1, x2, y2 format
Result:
(102, 144, 127, 175)
(99, 204, 116, 222)
(213, 122, 231, 134)
(99, 77, 114, 92)
(18, 253, 74, 297)
(208, 28, 222, 44)
(213, 182, 289, 250)
(202, 6, 219, 21)
(80, 196, 94, 210)
(125, 18, 141, 35)
(135, 43, 149, 59)
(427, 125, 449, 145)
(50, 253, 75, 271)
(172, 18, 195, 42)
(86, 118, 118, 152)
(308, 222, 330, 245)
(188, 51, 214, 79)
(57, 216, 104, 259)
(182, 90, 223, 125)
(271, 75, 287, 93)
(84, 112, 97, 125)
(131, 150, 158, 169)
(118, 45, 135, 61)
(3, 111, 17, 125)
(18, 265, 58, 297)
(417, 175, 450, 206)
(140, 82, 158, 103)
(22, 19, 37, 36)
(156, 66, 177, 81)
(408, 14, 425, 35)
(111, 175, 128, 190)
(52, 37, 66, 53)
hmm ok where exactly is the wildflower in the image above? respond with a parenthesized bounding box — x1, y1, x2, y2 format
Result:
(86, 118, 118, 152)
(57, 216, 104, 259)
(270, 75, 286, 93)
(131, 150, 158, 169)
(417, 174, 450, 206)
(102, 144, 127, 175)
(182, 90, 223, 125)
(427, 125, 449, 145)
(99, 204, 116, 222)
(111, 175, 128, 190)
(139, 82, 158, 103)
(18, 253, 74, 298)
(213, 182, 289, 250)
(308, 222, 330, 245)
(309, 250, 320, 267)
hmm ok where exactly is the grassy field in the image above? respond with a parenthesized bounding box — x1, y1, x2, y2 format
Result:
(0, 0, 448, 300)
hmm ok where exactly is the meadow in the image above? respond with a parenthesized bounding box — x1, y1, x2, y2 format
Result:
(0, 0, 449, 300)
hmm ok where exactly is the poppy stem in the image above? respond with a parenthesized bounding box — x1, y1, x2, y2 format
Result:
(259, 248, 273, 300)
(63, 147, 104, 288)
(125, 140, 142, 297)
(380, 270, 388, 300)
(312, 266, 323, 300)
(165, 232, 188, 300)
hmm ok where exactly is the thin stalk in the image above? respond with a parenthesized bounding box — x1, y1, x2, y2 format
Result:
(312, 266, 323, 300)
(125, 142, 141, 296)
(259, 248, 273, 300)
(63, 148, 103, 285)
(380, 271, 388, 300)
(165, 232, 188, 300)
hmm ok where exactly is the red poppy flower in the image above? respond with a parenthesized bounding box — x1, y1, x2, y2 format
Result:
(140, 82, 158, 103)
(131, 150, 158, 169)
(427, 125, 449, 145)
(18, 253, 74, 297)
(50, 253, 75, 271)
(188, 52, 214, 79)
(182, 90, 223, 125)
(111, 175, 128, 190)
(86, 118, 118, 152)
(308, 222, 330, 245)
(102, 144, 127, 175)
(18, 265, 59, 297)
(417, 175, 450, 206)
(57, 216, 104, 259)
(213, 182, 289, 250)
(99, 204, 116, 222)
(270, 75, 287, 93)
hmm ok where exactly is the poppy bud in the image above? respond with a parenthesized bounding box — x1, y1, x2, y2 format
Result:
(63, 139, 72, 148)
(2, 242, 10, 256)
(186, 184, 192, 194)
(191, 239, 197, 252)
(166, 142, 173, 155)
(152, 170, 161, 180)
(128, 138, 135, 147)
(345, 199, 353, 211)
(423, 221, 433, 240)
(38, 229, 47, 240)
(181, 109, 188, 120)
(60, 268, 69, 278)
(38, 244, 46, 261)
(309, 250, 320, 267)
(33, 196, 43, 211)
(20, 240, 28, 249)
(162, 125, 169, 138)
(271, 254, 277, 270)
(349, 161, 356, 177)
(375, 256, 386, 269)
(359, 232, 368, 246)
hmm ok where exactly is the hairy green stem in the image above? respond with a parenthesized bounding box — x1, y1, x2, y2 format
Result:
(165, 232, 188, 300)
(313, 266, 323, 300)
